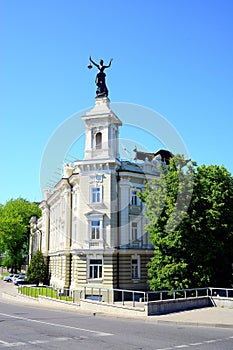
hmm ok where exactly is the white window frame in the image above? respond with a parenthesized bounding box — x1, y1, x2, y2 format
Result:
(131, 222, 138, 241)
(86, 214, 104, 242)
(91, 220, 101, 240)
(131, 254, 140, 279)
(88, 258, 103, 280)
(90, 186, 103, 204)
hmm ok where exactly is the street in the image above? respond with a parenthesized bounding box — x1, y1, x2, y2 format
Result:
(0, 299, 233, 349)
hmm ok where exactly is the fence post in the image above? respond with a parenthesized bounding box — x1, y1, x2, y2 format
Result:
(133, 292, 135, 307)
(122, 290, 124, 306)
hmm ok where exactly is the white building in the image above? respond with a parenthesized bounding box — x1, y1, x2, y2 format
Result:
(30, 96, 171, 291)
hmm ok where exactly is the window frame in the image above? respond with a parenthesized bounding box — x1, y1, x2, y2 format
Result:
(131, 222, 138, 241)
(131, 255, 140, 280)
(91, 186, 103, 204)
(88, 258, 103, 280)
(95, 132, 102, 149)
(130, 189, 141, 207)
(91, 220, 101, 240)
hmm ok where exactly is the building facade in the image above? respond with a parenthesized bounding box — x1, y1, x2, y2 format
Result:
(30, 96, 169, 291)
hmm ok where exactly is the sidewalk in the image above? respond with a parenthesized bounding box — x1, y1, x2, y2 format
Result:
(0, 279, 17, 296)
(153, 307, 233, 328)
(1, 280, 233, 328)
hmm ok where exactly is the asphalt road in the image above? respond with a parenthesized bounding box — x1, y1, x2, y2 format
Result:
(0, 299, 232, 350)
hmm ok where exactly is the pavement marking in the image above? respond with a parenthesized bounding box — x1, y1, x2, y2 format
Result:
(155, 335, 233, 350)
(0, 312, 113, 337)
(4, 342, 26, 347)
(0, 338, 76, 348)
(28, 340, 48, 344)
(203, 338, 223, 343)
(0, 341, 9, 345)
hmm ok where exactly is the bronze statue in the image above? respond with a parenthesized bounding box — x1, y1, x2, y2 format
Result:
(88, 56, 113, 97)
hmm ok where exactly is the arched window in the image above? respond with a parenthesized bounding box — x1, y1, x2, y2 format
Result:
(95, 132, 102, 149)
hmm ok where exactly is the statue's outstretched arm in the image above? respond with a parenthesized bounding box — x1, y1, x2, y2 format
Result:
(89, 56, 99, 68)
(105, 58, 113, 68)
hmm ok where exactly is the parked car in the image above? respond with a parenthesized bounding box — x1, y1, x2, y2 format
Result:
(3, 274, 14, 282)
(11, 274, 20, 283)
(14, 276, 28, 285)
(3, 273, 25, 283)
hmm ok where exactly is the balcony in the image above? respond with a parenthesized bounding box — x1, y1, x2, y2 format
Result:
(85, 240, 104, 249)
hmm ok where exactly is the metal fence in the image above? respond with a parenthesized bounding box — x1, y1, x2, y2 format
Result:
(146, 287, 210, 302)
(18, 285, 233, 308)
(80, 285, 146, 307)
(208, 287, 233, 298)
(18, 285, 74, 302)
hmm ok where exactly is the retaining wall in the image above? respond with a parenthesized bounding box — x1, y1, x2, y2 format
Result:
(147, 296, 213, 315)
(211, 297, 233, 308)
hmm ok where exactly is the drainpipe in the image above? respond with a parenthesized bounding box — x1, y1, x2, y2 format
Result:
(67, 178, 73, 289)
(116, 171, 120, 289)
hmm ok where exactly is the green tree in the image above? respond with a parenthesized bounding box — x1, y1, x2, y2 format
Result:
(141, 155, 233, 290)
(27, 250, 48, 286)
(0, 198, 41, 272)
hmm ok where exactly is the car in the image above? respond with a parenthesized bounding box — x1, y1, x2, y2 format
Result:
(3, 274, 14, 282)
(3, 273, 25, 283)
(14, 276, 28, 285)
(11, 274, 20, 283)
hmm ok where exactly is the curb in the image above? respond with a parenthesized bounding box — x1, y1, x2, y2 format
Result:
(157, 319, 233, 329)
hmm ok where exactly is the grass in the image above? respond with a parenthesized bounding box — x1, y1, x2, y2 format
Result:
(18, 285, 73, 302)
(0, 273, 8, 280)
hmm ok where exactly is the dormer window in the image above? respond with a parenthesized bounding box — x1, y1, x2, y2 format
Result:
(95, 132, 102, 149)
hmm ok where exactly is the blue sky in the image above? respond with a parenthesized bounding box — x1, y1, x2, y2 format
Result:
(1, 0, 233, 204)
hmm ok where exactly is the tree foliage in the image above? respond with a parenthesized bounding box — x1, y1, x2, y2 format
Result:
(27, 250, 48, 285)
(0, 198, 41, 272)
(141, 155, 233, 290)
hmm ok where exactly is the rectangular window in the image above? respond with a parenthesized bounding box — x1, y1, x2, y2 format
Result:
(131, 190, 140, 206)
(131, 256, 140, 279)
(92, 187, 101, 203)
(132, 222, 138, 241)
(89, 259, 102, 279)
(91, 221, 100, 239)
